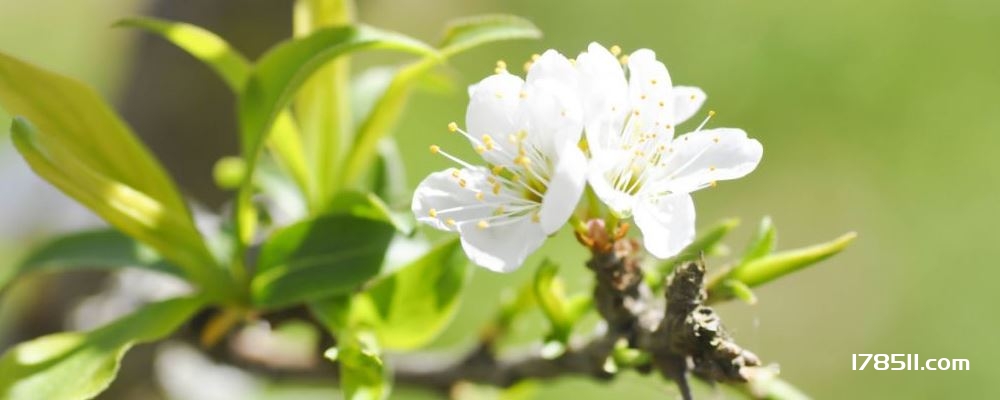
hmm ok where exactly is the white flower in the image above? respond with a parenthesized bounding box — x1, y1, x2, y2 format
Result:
(576, 43, 763, 259)
(412, 51, 588, 272)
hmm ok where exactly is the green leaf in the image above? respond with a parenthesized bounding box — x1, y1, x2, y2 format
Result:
(339, 14, 541, 188)
(533, 259, 574, 343)
(119, 17, 312, 212)
(236, 25, 435, 241)
(721, 279, 757, 305)
(728, 232, 857, 288)
(708, 232, 857, 304)
(327, 191, 413, 234)
(659, 218, 740, 272)
(329, 331, 390, 400)
(115, 17, 250, 88)
(741, 216, 777, 264)
(0, 296, 204, 400)
(349, 238, 468, 350)
(439, 14, 542, 56)
(1, 229, 184, 293)
(251, 214, 396, 309)
(9, 120, 224, 294)
(0, 52, 217, 283)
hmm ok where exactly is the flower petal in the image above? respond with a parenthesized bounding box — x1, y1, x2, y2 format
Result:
(412, 167, 493, 232)
(466, 72, 525, 143)
(458, 217, 547, 273)
(526, 49, 576, 92)
(539, 146, 587, 234)
(576, 42, 628, 158)
(654, 128, 763, 194)
(587, 150, 638, 217)
(633, 193, 696, 259)
(627, 49, 675, 140)
(672, 86, 706, 125)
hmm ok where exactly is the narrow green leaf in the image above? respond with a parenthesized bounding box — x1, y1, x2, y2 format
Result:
(339, 14, 541, 188)
(236, 25, 435, 241)
(439, 14, 542, 57)
(10, 120, 228, 295)
(0, 296, 204, 400)
(349, 238, 467, 350)
(728, 232, 857, 288)
(0, 51, 191, 221)
(659, 218, 740, 272)
(0, 53, 222, 291)
(1, 229, 184, 293)
(115, 17, 250, 88)
(293, 0, 356, 212)
(741, 216, 777, 264)
(533, 259, 572, 343)
(333, 331, 390, 400)
(721, 279, 757, 305)
(120, 17, 312, 212)
(251, 214, 396, 309)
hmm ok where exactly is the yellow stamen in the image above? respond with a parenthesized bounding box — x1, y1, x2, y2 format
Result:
(446, 218, 456, 226)
(477, 220, 489, 229)
(429, 145, 441, 154)
(476, 191, 485, 201)
(429, 208, 438, 217)
(447, 122, 458, 132)
(610, 45, 622, 56)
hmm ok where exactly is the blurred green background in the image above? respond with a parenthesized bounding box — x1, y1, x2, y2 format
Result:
(1, 0, 998, 399)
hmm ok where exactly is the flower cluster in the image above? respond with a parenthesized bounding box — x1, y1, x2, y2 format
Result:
(412, 43, 762, 272)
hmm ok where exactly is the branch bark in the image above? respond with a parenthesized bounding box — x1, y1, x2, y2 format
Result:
(193, 219, 771, 399)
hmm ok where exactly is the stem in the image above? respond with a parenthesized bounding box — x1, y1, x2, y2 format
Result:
(293, 0, 356, 211)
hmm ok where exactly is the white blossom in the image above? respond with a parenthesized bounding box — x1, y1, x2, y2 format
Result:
(412, 51, 587, 272)
(576, 43, 763, 259)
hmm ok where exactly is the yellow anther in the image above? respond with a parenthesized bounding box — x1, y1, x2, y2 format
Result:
(475, 144, 486, 154)
(610, 45, 622, 56)
(482, 134, 494, 144)
(430, 145, 441, 154)
(523, 61, 534, 71)
(496, 60, 507, 70)
(492, 183, 501, 195)
(517, 130, 528, 140)
(531, 212, 541, 223)
(515, 156, 531, 166)
(495, 205, 506, 215)
(640, 94, 647, 100)
(451, 169, 461, 178)
(491, 165, 504, 175)
(658, 100, 665, 107)
(651, 79, 658, 85)
(569, 58, 576, 65)
(690, 94, 697, 101)
(709, 166, 717, 171)
(458, 179, 467, 188)
(619, 55, 629, 64)
(665, 124, 673, 130)
(448, 122, 458, 132)
(485, 142, 494, 150)
(429, 208, 438, 217)
(710, 181, 718, 188)
(713, 137, 720, 143)
(708, 110, 717, 117)
(531, 53, 541, 61)
(633, 110, 641, 116)
(446, 218, 456, 226)
(476, 191, 485, 201)
(519, 90, 527, 99)
(477, 220, 490, 229)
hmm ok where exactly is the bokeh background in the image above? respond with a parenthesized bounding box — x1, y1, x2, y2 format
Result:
(1, 0, 998, 399)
